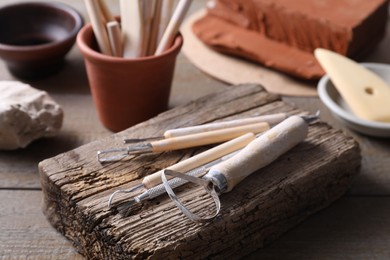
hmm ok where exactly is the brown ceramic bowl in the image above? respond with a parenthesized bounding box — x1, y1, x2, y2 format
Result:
(0, 2, 83, 79)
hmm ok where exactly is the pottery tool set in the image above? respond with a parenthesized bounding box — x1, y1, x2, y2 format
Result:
(101, 113, 287, 208)
(108, 114, 319, 223)
(84, 0, 191, 57)
(39, 84, 360, 258)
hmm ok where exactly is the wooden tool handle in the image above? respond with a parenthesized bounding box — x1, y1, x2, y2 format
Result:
(121, 0, 144, 58)
(155, 0, 192, 55)
(84, 0, 112, 55)
(164, 113, 287, 138)
(208, 116, 308, 192)
(142, 133, 256, 189)
(98, 0, 115, 22)
(151, 122, 269, 152)
(106, 21, 123, 57)
(147, 0, 163, 55)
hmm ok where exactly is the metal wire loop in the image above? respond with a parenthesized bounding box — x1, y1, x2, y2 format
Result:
(162, 169, 221, 223)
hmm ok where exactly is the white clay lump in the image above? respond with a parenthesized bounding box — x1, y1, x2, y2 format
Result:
(0, 81, 63, 150)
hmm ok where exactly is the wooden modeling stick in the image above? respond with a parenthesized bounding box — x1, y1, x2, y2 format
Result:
(120, 0, 144, 58)
(123, 113, 287, 143)
(141, 0, 156, 56)
(84, 0, 112, 55)
(98, 0, 115, 22)
(155, 0, 192, 55)
(164, 113, 286, 138)
(159, 0, 176, 42)
(106, 21, 123, 57)
(147, 0, 163, 55)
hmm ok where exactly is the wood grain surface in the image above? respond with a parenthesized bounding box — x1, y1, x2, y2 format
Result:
(0, 0, 389, 259)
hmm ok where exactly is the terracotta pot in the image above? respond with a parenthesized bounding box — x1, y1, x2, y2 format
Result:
(77, 23, 183, 132)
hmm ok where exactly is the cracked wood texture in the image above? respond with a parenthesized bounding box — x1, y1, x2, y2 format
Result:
(39, 84, 360, 259)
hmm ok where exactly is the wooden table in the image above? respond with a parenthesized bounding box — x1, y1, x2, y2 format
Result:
(1, 1, 389, 259)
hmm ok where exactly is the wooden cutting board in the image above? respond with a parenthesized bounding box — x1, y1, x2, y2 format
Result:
(39, 84, 360, 259)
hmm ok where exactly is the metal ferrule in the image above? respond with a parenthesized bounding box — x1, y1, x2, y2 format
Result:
(134, 191, 150, 203)
(203, 170, 228, 194)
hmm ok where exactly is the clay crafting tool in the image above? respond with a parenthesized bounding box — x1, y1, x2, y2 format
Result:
(155, 0, 192, 55)
(107, 133, 256, 207)
(120, 0, 144, 58)
(147, 0, 163, 55)
(84, 0, 112, 55)
(162, 114, 318, 222)
(97, 122, 269, 162)
(140, 0, 155, 56)
(106, 21, 123, 57)
(123, 113, 287, 143)
(159, 0, 176, 41)
(98, 0, 115, 22)
(315, 48, 390, 123)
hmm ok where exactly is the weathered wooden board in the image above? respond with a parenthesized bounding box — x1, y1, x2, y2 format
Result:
(39, 84, 360, 259)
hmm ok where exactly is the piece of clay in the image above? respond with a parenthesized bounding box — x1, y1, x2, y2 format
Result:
(193, 0, 389, 80)
(0, 81, 63, 150)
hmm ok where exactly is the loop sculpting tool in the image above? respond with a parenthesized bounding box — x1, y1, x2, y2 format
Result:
(108, 155, 226, 210)
(161, 114, 318, 222)
(98, 122, 269, 163)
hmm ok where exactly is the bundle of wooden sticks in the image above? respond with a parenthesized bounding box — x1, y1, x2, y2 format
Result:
(84, 0, 192, 58)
